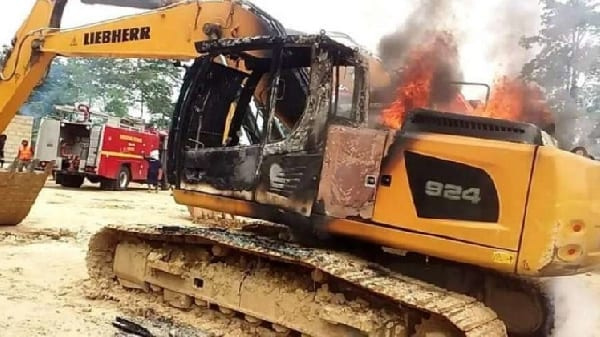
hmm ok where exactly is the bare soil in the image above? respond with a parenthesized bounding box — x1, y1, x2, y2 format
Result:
(0, 181, 249, 337)
(0, 180, 599, 337)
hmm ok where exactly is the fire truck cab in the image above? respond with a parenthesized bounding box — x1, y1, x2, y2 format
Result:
(35, 105, 167, 190)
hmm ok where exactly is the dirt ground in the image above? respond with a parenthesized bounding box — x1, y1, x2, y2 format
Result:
(0, 181, 257, 337)
(0, 180, 600, 337)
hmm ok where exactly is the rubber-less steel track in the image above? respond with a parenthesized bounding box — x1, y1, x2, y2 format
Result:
(86, 224, 507, 337)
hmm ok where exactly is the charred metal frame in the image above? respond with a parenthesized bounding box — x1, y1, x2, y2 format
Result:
(170, 33, 379, 220)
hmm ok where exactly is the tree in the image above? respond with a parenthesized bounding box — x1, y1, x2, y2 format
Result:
(104, 95, 129, 117)
(20, 60, 79, 117)
(20, 57, 182, 121)
(122, 59, 181, 120)
(520, 0, 600, 117)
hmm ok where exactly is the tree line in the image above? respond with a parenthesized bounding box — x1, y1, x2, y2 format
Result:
(0, 47, 181, 128)
(521, 0, 599, 117)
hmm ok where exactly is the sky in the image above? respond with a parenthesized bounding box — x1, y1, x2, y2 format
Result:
(0, 0, 542, 100)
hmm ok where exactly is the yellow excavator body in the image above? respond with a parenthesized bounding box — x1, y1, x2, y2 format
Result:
(175, 121, 600, 277)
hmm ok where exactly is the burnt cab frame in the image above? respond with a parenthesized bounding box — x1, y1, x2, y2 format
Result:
(169, 33, 371, 221)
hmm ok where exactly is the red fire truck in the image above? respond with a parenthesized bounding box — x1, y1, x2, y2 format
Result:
(35, 105, 168, 190)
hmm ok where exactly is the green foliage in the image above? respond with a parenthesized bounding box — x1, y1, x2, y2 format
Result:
(520, 0, 600, 115)
(127, 59, 181, 119)
(21, 57, 182, 123)
(104, 97, 129, 117)
(21, 60, 79, 117)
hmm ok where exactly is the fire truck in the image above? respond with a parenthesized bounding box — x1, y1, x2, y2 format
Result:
(35, 104, 168, 190)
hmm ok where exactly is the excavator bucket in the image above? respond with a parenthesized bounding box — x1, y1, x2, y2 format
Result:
(80, 0, 177, 9)
(0, 162, 52, 226)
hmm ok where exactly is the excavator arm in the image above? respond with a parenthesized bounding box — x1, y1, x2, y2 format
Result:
(0, 0, 66, 132)
(0, 0, 280, 133)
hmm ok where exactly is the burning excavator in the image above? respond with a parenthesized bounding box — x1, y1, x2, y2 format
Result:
(1, 1, 599, 337)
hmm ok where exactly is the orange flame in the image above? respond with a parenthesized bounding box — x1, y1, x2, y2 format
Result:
(473, 76, 554, 127)
(380, 33, 554, 130)
(380, 32, 460, 129)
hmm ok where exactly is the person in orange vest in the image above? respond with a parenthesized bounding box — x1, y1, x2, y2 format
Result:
(16, 139, 34, 172)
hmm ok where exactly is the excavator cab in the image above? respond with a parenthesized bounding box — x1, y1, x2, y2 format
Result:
(169, 33, 376, 224)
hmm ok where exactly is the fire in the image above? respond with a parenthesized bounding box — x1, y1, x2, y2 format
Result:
(474, 76, 554, 127)
(380, 33, 554, 130)
(380, 32, 460, 129)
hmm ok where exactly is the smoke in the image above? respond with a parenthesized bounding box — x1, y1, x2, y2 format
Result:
(549, 276, 600, 337)
(378, 0, 456, 70)
(481, 1, 541, 76)
(376, 1, 463, 113)
(378, 1, 541, 78)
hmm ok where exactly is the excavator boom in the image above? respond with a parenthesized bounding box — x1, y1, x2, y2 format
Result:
(0, 0, 65, 133)
(0, 0, 276, 133)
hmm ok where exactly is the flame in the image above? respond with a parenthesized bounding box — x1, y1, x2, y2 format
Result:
(380, 32, 460, 129)
(473, 76, 554, 127)
(379, 32, 554, 130)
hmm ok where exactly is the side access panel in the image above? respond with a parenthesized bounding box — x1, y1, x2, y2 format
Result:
(372, 131, 536, 252)
(35, 118, 61, 162)
(316, 125, 388, 219)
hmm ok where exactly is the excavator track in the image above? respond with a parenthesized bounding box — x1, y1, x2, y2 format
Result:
(378, 253, 554, 337)
(87, 223, 507, 337)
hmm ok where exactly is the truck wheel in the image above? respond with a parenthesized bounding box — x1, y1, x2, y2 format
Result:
(117, 166, 131, 191)
(60, 175, 84, 189)
(100, 179, 116, 191)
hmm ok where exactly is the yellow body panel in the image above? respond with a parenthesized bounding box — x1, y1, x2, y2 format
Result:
(174, 188, 257, 218)
(373, 132, 535, 251)
(517, 147, 600, 276)
(324, 218, 517, 273)
(174, 185, 519, 273)
(173, 190, 517, 272)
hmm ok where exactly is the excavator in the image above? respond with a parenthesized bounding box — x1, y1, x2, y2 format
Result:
(2, 1, 600, 336)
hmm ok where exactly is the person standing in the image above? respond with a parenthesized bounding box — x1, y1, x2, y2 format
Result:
(145, 149, 162, 193)
(16, 139, 34, 172)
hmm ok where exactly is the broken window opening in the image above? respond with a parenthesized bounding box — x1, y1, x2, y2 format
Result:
(183, 61, 249, 151)
(182, 48, 310, 152)
(331, 65, 358, 121)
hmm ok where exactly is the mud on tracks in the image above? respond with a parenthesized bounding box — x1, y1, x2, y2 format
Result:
(84, 224, 507, 337)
